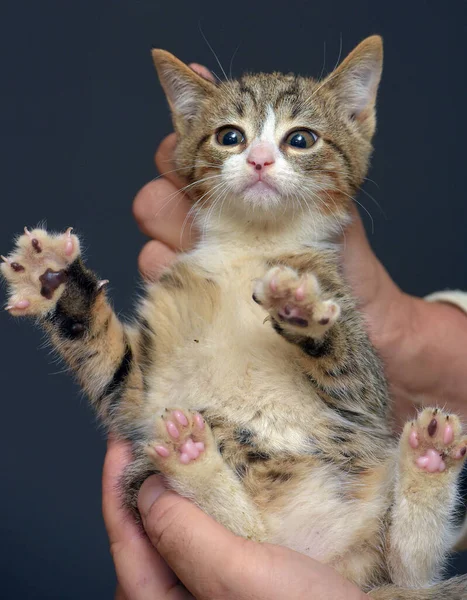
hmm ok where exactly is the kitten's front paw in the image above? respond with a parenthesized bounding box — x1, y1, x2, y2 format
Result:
(1, 227, 81, 316)
(401, 408, 467, 474)
(146, 409, 215, 472)
(253, 266, 340, 335)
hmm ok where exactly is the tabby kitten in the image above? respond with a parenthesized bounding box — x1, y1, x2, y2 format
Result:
(3, 36, 467, 599)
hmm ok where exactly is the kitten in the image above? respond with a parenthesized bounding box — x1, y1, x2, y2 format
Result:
(3, 36, 467, 598)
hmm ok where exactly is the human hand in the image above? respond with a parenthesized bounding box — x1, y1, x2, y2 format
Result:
(133, 64, 467, 426)
(103, 437, 368, 600)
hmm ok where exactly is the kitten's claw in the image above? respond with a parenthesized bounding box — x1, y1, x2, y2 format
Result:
(97, 279, 109, 290)
(63, 227, 75, 256)
(23, 226, 43, 253)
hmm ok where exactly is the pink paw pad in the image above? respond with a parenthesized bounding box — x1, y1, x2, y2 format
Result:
(173, 410, 188, 426)
(5, 299, 30, 311)
(416, 449, 446, 473)
(194, 413, 205, 430)
(155, 445, 170, 458)
(179, 438, 205, 464)
(294, 285, 305, 301)
(443, 423, 454, 445)
(166, 420, 180, 438)
(278, 304, 309, 328)
(409, 429, 419, 449)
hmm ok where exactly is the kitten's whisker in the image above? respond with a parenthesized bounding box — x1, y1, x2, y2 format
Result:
(359, 186, 386, 219)
(319, 188, 348, 243)
(229, 42, 242, 79)
(217, 187, 231, 226)
(158, 157, 221, 169)
(147, 163, 222, 188)
(152, 174, 225, 223)
(176, 158, 222, 168)
(334, 186, 375, 234)
(204, 183, 231, 236)
(332, 33, 343, 73)
(181, 181, 228, 244)
(198, 22, 229, 80)
(318, 40, 327, 80)
(306, 67, 343, 102)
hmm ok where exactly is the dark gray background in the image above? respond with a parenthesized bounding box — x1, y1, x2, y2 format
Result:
(1, 1, 466, 598)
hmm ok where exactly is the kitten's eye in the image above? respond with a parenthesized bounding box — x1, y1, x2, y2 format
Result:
(216, 127, 245, 147)
(284, 130, 318, 149)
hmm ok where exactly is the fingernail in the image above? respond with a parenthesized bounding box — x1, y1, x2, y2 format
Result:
(138, 475, 166, 517)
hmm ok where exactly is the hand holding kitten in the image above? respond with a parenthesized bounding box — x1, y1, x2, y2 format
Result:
(104, 437, 368, 600)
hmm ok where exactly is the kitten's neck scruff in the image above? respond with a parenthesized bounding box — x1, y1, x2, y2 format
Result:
(152, 37, 382, 251)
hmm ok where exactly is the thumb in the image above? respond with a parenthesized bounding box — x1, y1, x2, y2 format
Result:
(138, 476, 248, 599)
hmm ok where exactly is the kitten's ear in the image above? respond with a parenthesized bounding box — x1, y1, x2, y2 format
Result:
(325, 36, 383, 134)
(151, 49, 216, 131)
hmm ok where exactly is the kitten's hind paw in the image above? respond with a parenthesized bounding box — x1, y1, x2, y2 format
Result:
(401, 408, 467, 474)
(253, 265, 340, 336)
(146, 409, 217, 474)
(1, 227, 81, 316)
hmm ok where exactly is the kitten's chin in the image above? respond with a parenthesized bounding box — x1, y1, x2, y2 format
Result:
(241, 182, 283, 210)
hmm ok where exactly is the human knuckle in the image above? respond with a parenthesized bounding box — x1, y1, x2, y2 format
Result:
(144, 496, 186, 548)
(132, 187, 150, 222)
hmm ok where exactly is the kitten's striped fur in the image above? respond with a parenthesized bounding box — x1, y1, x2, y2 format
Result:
(3, 36, 467, 598)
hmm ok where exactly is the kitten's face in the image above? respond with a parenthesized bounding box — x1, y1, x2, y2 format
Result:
(153, 36, 382, 231)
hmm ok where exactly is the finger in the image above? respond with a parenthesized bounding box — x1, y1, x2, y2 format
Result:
(138, 477, 367, 600)
(133, 179, 197, 251)
(103, 440, 192, 600)
(138, 240, 176, 281)
(115, 584, 127, 600)
(154, 134, 184, 188)
(188, 63, 215, 82)
(138, 476, 246, 599)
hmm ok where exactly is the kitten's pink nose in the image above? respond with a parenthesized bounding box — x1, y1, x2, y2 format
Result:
(247, 143, 275, 171)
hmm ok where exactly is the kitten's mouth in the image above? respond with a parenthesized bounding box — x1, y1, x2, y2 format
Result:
(245, 179, 277, 193)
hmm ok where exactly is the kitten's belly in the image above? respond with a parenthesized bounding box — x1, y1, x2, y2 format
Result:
(145, 291, 318, 450)
(145, 252, 315, 423)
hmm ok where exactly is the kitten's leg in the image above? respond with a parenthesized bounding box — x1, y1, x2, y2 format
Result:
(145, 408, 267, 541)
(386, 408, 467, 588)
(1, 227, 144, 428)
(368, 576, 467, 599)
(254, 261, 390, 432)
